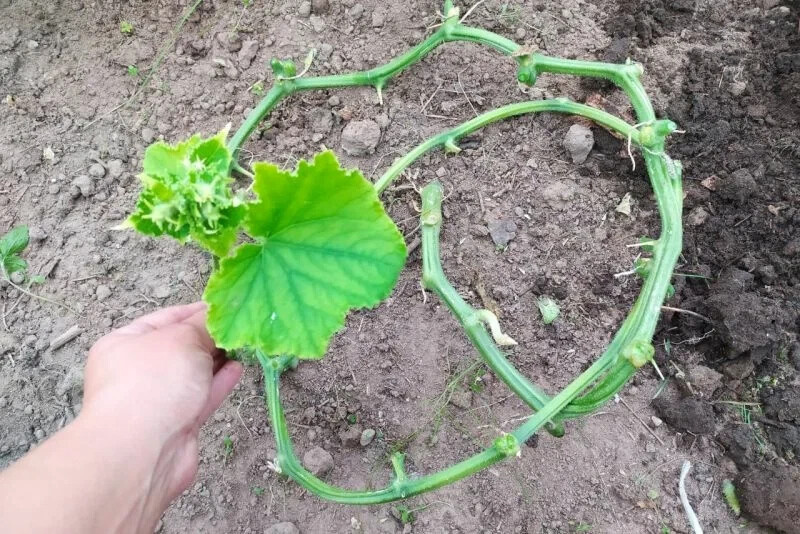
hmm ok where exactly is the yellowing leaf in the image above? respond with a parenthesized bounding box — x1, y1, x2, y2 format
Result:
(204, 151, 406, 359)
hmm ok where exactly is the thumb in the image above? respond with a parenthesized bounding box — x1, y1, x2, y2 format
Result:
(199, 360, 243, 424)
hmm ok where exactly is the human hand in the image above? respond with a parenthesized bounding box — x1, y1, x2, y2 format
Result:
(82, 302, 243, 518)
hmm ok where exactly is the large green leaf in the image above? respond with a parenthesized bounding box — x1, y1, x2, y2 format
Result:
(123, 128, 244, 256)
(204, 151, 407, 359)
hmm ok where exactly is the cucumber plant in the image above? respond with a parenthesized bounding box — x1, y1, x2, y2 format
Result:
(123, 0, 684, 504)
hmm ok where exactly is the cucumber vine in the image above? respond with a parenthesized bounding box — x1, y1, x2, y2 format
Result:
(123, 1, 684, 504)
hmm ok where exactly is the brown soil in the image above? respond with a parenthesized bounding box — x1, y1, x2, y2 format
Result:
(1, 0, 797, 533)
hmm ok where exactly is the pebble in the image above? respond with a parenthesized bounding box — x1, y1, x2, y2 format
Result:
(298, 1, 311, 17)
(435, 167, 447, 178)
(34, 429, 44, 440)
(72, 175, 94, 197)
(686, 206, 709, 226)
(339, 425, 363, 447)
(349, 3, 364, 18)
(312, 0, 328, 12)
(516, 28, 526, 39)
(487, 218, 517, 247)
(327, 95, 340, 107)
(310, 15, 325, 32)
(360, 428, 376, 446)
(0, 398, 6, 409)
(24, 404, 33, 415)
(264, 522, 300, 534)
(153, 284, 172, 299)
(318, 43, 333, 62)
(372, 10, 385, 27)
(728, 80, 747, 96)
(238, 40, 260, 69)
(141, 127, 156, 143)
(107, 159, 124, 178)
(89, 162, 106, 178)
(782, 237, 800, 257)
(96, 284, 112, 301)
(563, 124, 594, 164)
(302, 446, 334, 476)
(10, 271, 24, 284)
(341, 119, 381, 156)
(651, 416, 663, 428)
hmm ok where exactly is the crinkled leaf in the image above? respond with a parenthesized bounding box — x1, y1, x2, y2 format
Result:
(125, 128, 244, 256)
(204, 151, 407, 359)
(0, 226, 29, 275)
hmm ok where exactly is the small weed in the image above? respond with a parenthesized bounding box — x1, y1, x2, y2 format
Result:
(393, 505, 416, 525)
(241, 0, 253, 5)
(659, 526, 671, 534)
(497, 3, 522, 26)
(127, 65, 139, 77)
(120, 20, 134, 35)
(347, 413, 358, 424)
(251, 485, 265, 497)
(222, 436, 234, 461)
(250, 80, 265, 96)
(467, 367, 485, 393)
(573, 522, 593, 533)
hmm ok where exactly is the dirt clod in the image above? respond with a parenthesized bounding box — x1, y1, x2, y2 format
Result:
(652, 396, 715, 434)
(738, 464, 800, 533)
(302, 446, 333, 477)
(341, 119, 380, 156)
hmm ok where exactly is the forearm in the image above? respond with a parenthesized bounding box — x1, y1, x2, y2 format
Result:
(0, 410, 171, 534)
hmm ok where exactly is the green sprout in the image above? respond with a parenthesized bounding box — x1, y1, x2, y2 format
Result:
(127, 65, 139, 77)
(537, 296, 560, 325)
(122, 0, 684, 506)
(119, 20, 134, 35)
(222, 436, 234, 461)
(251, 485, 265, 496)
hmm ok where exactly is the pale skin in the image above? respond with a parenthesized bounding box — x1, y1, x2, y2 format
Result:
(0, 302, 243, 534)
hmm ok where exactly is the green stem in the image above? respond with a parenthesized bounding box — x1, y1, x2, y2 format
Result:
(374, 98, 640, 194)
(258, 350, 510, 504)
(227, 18, 656, 162)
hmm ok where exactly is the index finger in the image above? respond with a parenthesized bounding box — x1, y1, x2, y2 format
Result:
(179, 308, 222, 357)
(115, 302, 207, 336)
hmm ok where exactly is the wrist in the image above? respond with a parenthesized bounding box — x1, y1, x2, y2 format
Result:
(72, 407, 176, 533)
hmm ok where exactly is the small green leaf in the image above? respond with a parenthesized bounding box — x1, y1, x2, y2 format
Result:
(119, 20, 134, 35)
(0, 226, 29, 257)
(537, 296, 560, 325)
(29, 274, 46, 285)
(125, 128, 245, 256)
(633, 257, 652, 279)
(722, 479, 740, 516)
(0, 226, 29, 276)
(3, 255, 27, 275)
(204, 151, 407, 359)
